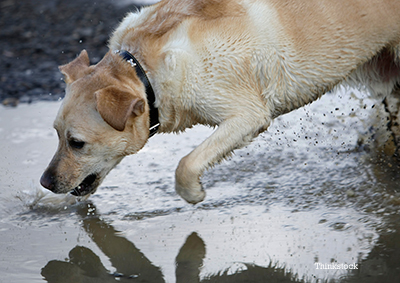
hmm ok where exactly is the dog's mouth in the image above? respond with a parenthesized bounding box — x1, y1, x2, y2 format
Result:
(70, 174, 98, 196)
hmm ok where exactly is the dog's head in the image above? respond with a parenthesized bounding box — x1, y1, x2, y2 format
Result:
(40, 50, 151, 196)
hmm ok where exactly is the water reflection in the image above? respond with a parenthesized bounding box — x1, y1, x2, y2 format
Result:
(41, 202, 304, 282)
(42, 202, 164, 282)
(176, 232, 206, 283)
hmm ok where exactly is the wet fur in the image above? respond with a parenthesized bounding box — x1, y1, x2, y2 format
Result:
(42, 0, 400, 203)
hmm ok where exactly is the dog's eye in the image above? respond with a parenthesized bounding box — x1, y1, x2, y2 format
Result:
(69, 139, 85, 149)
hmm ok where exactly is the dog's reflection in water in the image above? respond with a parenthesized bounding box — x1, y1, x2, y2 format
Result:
(41, 202, 301, 283)
(41, 202, 164, 282)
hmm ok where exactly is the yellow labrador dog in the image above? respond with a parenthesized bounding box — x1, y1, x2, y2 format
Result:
(41, 0, 400, 204)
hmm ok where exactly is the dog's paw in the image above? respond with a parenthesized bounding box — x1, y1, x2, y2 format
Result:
(175, 156, 206, 204)
(175, 182, 206, 204)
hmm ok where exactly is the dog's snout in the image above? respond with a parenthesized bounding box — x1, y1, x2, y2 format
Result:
(40, 171, 56, 192)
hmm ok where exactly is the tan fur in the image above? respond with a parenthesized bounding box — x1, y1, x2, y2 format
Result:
(96, 85, 145, 131)
(42, 0, 400, 203)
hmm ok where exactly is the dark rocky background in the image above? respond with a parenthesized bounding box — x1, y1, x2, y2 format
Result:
(0, 0, 140, 106)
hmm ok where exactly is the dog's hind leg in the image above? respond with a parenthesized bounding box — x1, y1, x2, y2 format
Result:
(383, 85, 400, 157)
(374, 46, 400, 157)
(175, 113, 270, 204)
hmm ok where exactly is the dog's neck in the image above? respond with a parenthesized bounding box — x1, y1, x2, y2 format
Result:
(117, 50, 159, 137)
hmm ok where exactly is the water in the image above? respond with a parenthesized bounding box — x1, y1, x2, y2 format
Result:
(1, 89, 400, 282)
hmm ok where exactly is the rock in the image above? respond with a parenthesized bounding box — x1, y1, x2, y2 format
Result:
(2, 97, 19, 107)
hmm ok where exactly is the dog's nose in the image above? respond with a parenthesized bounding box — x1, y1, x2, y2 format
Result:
(40, 171, 56, 192)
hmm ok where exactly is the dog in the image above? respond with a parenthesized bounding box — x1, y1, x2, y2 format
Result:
(40, 0, 400, 204)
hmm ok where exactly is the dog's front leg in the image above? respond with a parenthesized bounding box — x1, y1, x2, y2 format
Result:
(175, 114, 270, 204)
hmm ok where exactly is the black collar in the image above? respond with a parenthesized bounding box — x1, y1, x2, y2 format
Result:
(118, 50, 159, 137)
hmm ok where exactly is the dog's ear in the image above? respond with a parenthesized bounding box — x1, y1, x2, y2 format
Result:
(59, 50, 90, 84)
(95, 86, 145, 131)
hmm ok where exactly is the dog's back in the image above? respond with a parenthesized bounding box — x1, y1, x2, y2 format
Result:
(110, 0, 400, 123)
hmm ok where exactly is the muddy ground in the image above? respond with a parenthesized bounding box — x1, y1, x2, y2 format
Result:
(0, 0, 140, 104)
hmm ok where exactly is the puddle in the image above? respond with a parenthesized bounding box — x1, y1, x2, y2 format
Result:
(1, 89, 400, 282)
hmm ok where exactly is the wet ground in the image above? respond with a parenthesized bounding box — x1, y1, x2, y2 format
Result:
(2, 0, 400, 282)
(1, 88, 400, 282)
